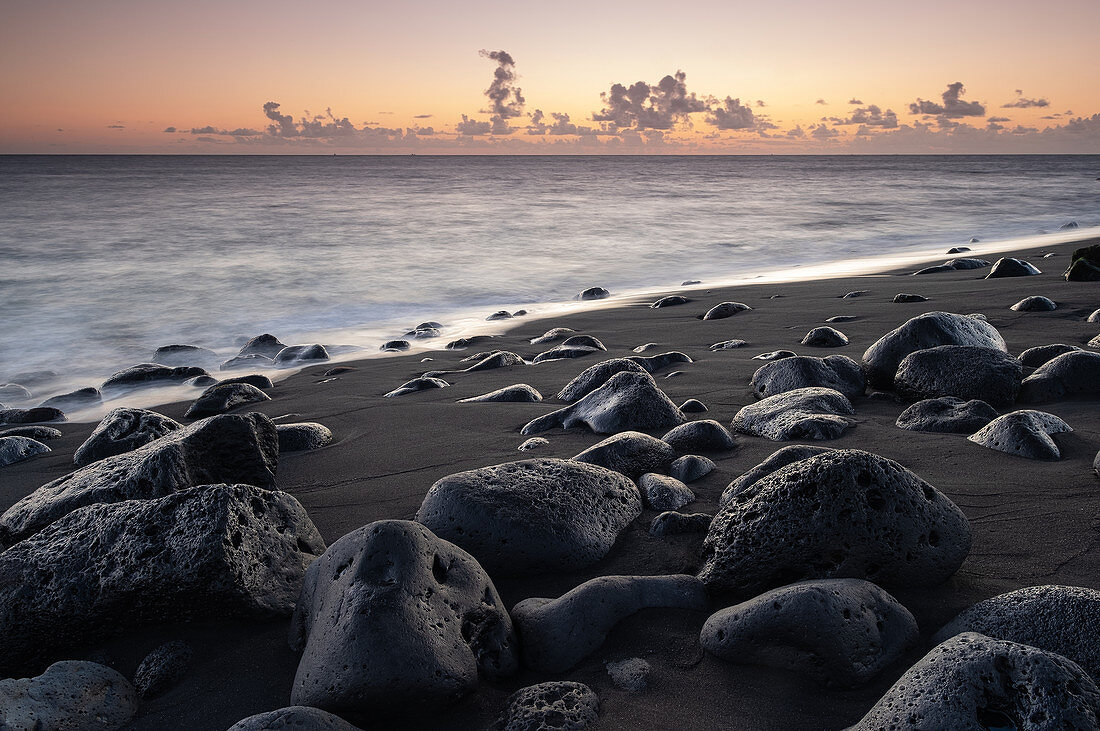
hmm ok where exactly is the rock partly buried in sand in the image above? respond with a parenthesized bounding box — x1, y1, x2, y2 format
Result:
(0, 412, 278, 544)
(447, 335, 500, 351)
(518, 437, 548, 452)
(731, 387, 855, 442)
(944, 257, 991, 270)
(679, 398, 707, 413)
(710, 339, 748, 350)
(531, 343, 603, 364)
(826, 315, 859, 323)
(530, 327, 575, 345)
(459, 384, 543, 403)
(0, 661, 138, 731)
(1011, 295, 1057, 312)
(490, 682, 600, 731)
(102, 363, 208, 391)
(913, 264, 956, 275)
(274, 344, 329, 367)
(626, 351, 692, 373)
(947, 246, 971, 253)
(511, 575, 707, 672)
(892, 293, 928, 303)
(700, 579, 918, 688)
(0, 425, 62, 441)
(383, 377, 450, 398)
(416, 459, 641, 575)
(861, 311, 1008, 390)
(651, 295, 690, 308)
(986, 257, 1041, 278)
(184, 382, 271, 419)
(573, 431, 676, 480)
(801, 326, 849, 347)
(219, 373, 274, 389)
(0, 406, 66, 424)
(73, 407, 182, 467)
(967, 409, 1072, 460)
(289, 520, 517, 715)
(702, 302, 752, 320)
(380, 339, 411, 351)
(1017, 350, 1100, 402)
(650, 511, 712, 536)
(670, 454, 715, 483)
(751, 354, 865, 399)
(153, 344, 219, 367)
(239, 334, 287, 359)
(841, 290, 868, 298)
(1018, 343, 1081, 368)
(606, 657, 650, 693)
(699, 449, 971, 596)
(38, 387, 102, 411)
(557, 359, 649, 402)
(934, 585, 1100, 681)
(0, 484, 324, 674)
(0, 436, 51, 467)
(639, 473, 694, 511)
(521, 371, 684, 435)
(186, 375, 217, 388)
(752, 349, 796, 361)
(894, 345, 1022, 406)
(661, 419, 736, 453)
(228, 707, 363, 731)
(720, 445, 835, 506)
(849, 633, 1100, 731)
(134, 641, 192, 699)
(895, 397, 999, 434)
(277, 422, 334, 452)
(220, 354, 275, 371)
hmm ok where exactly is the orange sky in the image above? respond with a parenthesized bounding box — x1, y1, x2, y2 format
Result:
(3, 0, 1099, 153)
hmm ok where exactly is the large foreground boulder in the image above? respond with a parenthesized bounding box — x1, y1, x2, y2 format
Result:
(861, 311, 1007, 389)
(1017, 350, 1100, 402)
(521, 371, 684, 435)
(0, 661, 138, 731)
(0, 412, 278, 544)
(849, 633, 1100, 730)
(731, 387, 855, 441)
(894, 345, 1022, 405)
(416, 459, 641, 575)
(700, 579, 918, 687)
(699, 449, 971, 596)
(750, 355, 865, 399)
(73, 407, 182, 467)
(228, 707, 363, 731)
(895, 397, 999, 433)
(967, 410, 1072, 460)
(0, 484, 324, 673)
(490, 682, 599, 731)
(289, 521, 517, 715)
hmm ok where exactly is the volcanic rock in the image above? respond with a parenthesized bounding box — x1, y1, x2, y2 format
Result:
(459, 384, 542, 403)
(521, 371, 684, 435)
(967, 410, 1072, 460)
(184, 382, 271, 419)
(894, 345, 1022, 405)
(277, 422, 334, 452)
(73, 407, 182, 467)
(801, 326, 849, 347)
(731, 387, 855, 441)
(490, 682, 599, 731)
(895, 397, 999, 433)
(751, 354, 865, 399)
(986, 257, 1041, 278)
(702, 302, 752, 320)
(572, 431, 676, 480)
(0, 661, 137, 731)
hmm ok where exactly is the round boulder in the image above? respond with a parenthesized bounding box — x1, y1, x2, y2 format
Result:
(521, 371, 684, 436)
(751, 354, 865, 399)
(0, 661, 138, 731)
(572, 431, 676, 480)
(894, 345, 1022, 405)
(458, 384, 543, 403)
(639, 473, 694, 511)
(660, 419, 736, 453)
(731, 387, 855, 441)
(967, 409, 1072, 460)
(702, 302, 752, 320)
(801, 327, 849, 347)
(228, 707, 363, 731)
(73, 407, 182, 467)
(184, 382, 271, 419)
(0, 436, 51, 467)
(895, 397, 999, 434)
(1018, 343, 1080, 368)
(1018, 350, 1100, 402)
(986, 257, 1041, 278)
(1011, 295, 1057, 312)
(277, 422, 334, 452)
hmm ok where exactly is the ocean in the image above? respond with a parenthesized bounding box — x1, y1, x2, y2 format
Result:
(1, 154, 1097, 415)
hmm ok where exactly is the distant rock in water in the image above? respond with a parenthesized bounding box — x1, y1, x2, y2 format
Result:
(1010, 295, 1057, 311)
(0, 407, 66, 425)
(1061, 220, 1080, 229)
(459, 384, 542, 403)
(702, 302, 752, 320)
(892, 293, 928, 303)
(277, 422, 333, 452)
(947, 246, 971, 253)
(825, 315, 858, 323)
(1018, 343, 1080, 368)
(682, 279, 701, 285)
(0, 436, 51, 467)
(219, 373, 274, 389)
(578, 287, 610, 301)
(895, 397, 999, 434)
(0, 661, 138, 731)
(491, 682, 600, 731)
(238, 334, 286, 359)
(220, 354, 275, 371)
(651, 295, 690, 308)
(985, 257, 1041, 278)
(383, 377, 450, 398)
(38, 387, 101, 411)
(801, 326, 849, 347)
(967, 409, 1071, 460)
(184, 382, 271, 419)
(380, 339, 411, 351)
(530, 327, 575, 345)
(0, 383, 32, 401)
(273, 344, 329, 367)
(731, 387, 855, 441)
(944, 258, 990, 270)
(102, 363, 208, 391)
(521, 371, 684, 435)
(912, 264, 956, 275)
(185, 375, 217, 388)
(486, 310, 513, 321)
(73, 407, 181, 467)
(152, 344, 219, 367)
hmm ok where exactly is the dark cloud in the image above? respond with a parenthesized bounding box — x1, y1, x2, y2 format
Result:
(987, 116, 1011, 123)
(478, 49, 525, 134)
(1002, 94, 1050, 108)
(815, 98, 828, 105)
(190, 125, 217, 134)
(810, 124, 840, 140)
(191, 125, 260, 136)
(260, 103, 359, 138)
(848, 98, 863, 105)
(527, 109, 594, 136)
(263, 102, 297, 136)
(413, 114, 433, 119)
(786, 126, 806, 138)
(456, 114, 492, 135)
(593, 70, 706, 130)
(908, 82, 985, 117)
(755, 100, 766, 108)
(832, 104, 898, 128)
(706, 97, 757, 130)
(407, 126, 435, 136)
(107, 124, 124, 129)
(163, 126, 177, 133)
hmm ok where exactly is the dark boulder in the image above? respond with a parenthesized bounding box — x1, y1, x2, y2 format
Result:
(273, 344, 329, 367)
(184, 382, 271, 419)
(1010, 295, 1057, 311)
(276, 422, 334, 452)
(0, 436, 51, 467)
(801, 326, 849, 347)
(380, 339, 411, 351)
(220, 354, 275, 371)
(529, 327, 575, 345)
(152, 344, 219, 367)
(892, 293, 928, 303)
(238, 334, 287, 359)
(458, 384, 542, 403)
(1018, 343, 1080, 368)
(490, 682, 599, 731)
(985, 257, 1041, 278)
(228, 707, 363, 731)
(895, 397, 999, 434)
(639, 473, 694, 511)
(649, 511, 712, 536)
(521, 371, 684, 435)
(572, 431, 676, 480)
(750, 354, 865, 399)
(578, 287, 610, 301)
(651, 295, 690, 308)
(557, 359, 648, 402)
(894, 345, 1022, 405)
(73, 407, 182, 467)
(1017, 350, 1100, 401)
(731, 387, 855, 441)
(967, 410, 1072, 460)
(0, 661, 138, 731)
(660, 419, 736, 453)
(702, 302, 752, 320)
(134, 641, 192, 699)
(383, 377, 450, 398)
(0, 425, 62, 441)
(0, 406, 66, 424)
(719, 445, 835, 506)
(38, 387, 101, 411)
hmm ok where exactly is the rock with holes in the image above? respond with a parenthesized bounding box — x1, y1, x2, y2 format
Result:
(557, 359, 649, 402)
(1018, 350, 1100, 402)
(274, 345, 329, 367)
(801, 327, 849, 347)
(1, 412, 277, 545)
(1011, 296, 1057, 312)
(1088, 309, 1100, 324)
(134, 641, 192, 699)
(649, 512, 712, 536)
(38, 387, 101, 411)
(459, 384, 543, 403)
(102, 363, 208, 391)
(521, 371, 684, 436)
(652, 295, 689, 308)
(702, 302, 752, 320)
(1019, 344, 1081, 368)
(511, 575, 708, 672)
(0, 425, 62, 441)
(579, 287, 610, 301)
(0, 436, 50, 467)
(986, 257, 1042, 278)
(639, 474, 694, 511)
(383, 377, 450, 398)
(699, 449, 971, 596)
(277, 423, 333, 452)
(0, 406, 66, 424)
(751, 355, 865, 400)
(850, 633, 1100, 731)
(416, 459, 640, 575)
(720, 445, 835, 506)
(626, 351, 692, 373)
(893, 293, 928, 303)
(228, 706, 363, 731)
(0, 484, 324, 674)
(895, 397, 999, 434)
(572, 431, 676, 480)
(934, 585, 1100, 681)
(73, 407, 182, 467)
(731, 387, 855, 442)
(967, 410, 1072, 460)
(530, 328, 575, 345)
(184, 382, 271, 419)
(700, 579, 918, 687)
(861, 311, 1007, 389)
(0, 661, 138, 731)
(894, 345, 1022, 406)
(238, 334, 287, 359)
(670, 454, 715, 483)
(289, 520, 516, 715)
(490, 682, 600, 731)
(661, 420, 736, 453)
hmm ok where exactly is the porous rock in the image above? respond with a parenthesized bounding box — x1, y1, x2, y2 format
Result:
(700, 578, 918, 687)
(660, 419, 736, 453)
(649, 512, 712, 536)
(861, 311, 1007, 389)
(801, 326, 849, 347)
(511, 575, 707, 672)
(702, 302, 752, 320)
(699, 449, 971, 596)
(0, 436, 51, 467)
(459, 384, 543, 403)
(751, 354, 865, 399)
(521, 371, 684, 435)
(289, 520, 517, 714)
(731, 387, 855, 441)
(490, 682, 599, 731)
(227, 706, 363, 731)
(1018, 343, 1080, 368)
(73, 407, 182, 467)
(849, 633, 1100, 731)
(134, 641, 192, 698)
(0, 425, 62, 441)
(102, 363, 208, 390)
(0, 661, 138, 731)
(670, 454, 715, 483)
(1011, 295, 1057, 312)
(573, 431, 676, 480)
(720, 445, 835, 505)
(557, 359, 648, 402)
(967, 410, 1072, 460)
(383, 377, 450, 398)
(895, 397, 999, 433)
(639, 473, 694, 511)
(277, 422, 334, 452)
(1, 412, 278, 544)
(986, 257, 1041, 278)
(518, 437, 549, 452)
(531, 344, 602, 364)
(894, 345, 1022, 405)
(416, 458, 641, 575)
(0, 483, 324, 673)
(239, 334, 287, 359)
(446, 335, 499, 350)
(1065, 244, 1100, 282)
(1017, 350, 1100, 401)
(184, 382, 271, 419)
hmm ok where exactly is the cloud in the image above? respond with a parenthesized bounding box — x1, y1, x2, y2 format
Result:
(810, 124, 840, 140)
(832, 104, 898, 128)
(815, 98, 828, 105)
(705, 97, 757, 130)
(191, 125, 261, 136)
(786, 126, 806, 138)
(163, 126, 177, 133)
(755, 100, 766, 107)
(848, 98, 863, 105)
(987, 116, 1010, 123)
(456, 114, 492, 135)
(107, 124, 124, 129)
(478, 49, 525, 134)
(527, 109, 594, 136)
(413, 114, 433, 119)
(592, 70, 706, 130)
(908, 82, 985, 117)
(1002, 93, 1050, 108)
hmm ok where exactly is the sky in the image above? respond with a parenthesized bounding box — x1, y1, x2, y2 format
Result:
(3, 0, 1100, 154)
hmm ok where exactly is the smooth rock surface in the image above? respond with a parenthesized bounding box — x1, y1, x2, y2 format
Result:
(1011, 295, 1057, 312)
(1018, 343, 1080, 368)
(529, 328, 575, 345)
(986, 257, 1042, 278)
(0, 406, 66, 424)
(0, 425, 62, 441)
(572, 431, 676, 480)
(892, 293, 928, 303)
(968, 409, 1072, 460)
(606, 658, 651, 692)
(579, 287, 610, 300)
(660, 419, 736, 453)
(752, 350, 796, 361)
(153, 344, 219, 366)
(652, 295, 689, 308)
(731, 387, 855, 441)
(556, 359, 648, 402)
(1017, 350, 1100, 401)
(38, 387, 102, 411)
(274, 344, 329, 367)
(459, 384, 543, 403)
(895, 397, 999, 433)
(238, 334, 287, 359)
(670, 454, 715, 483)
(702, 302, 752, 320)
(751, 354, 865, 399)
(521, 371, 684, 435)
(102, 363, 207, 391)
(639, 473, 694, 511)
(679, 398, 708, 413)
(73, 407, 182, 467)
(0, 661, 138, 731)
(184, 382, 271, 419)
(894, 345, 1022, 405)
(277, 422, 334, 452)
(801, 326, 849, 347)
(383, 377, 450, 398)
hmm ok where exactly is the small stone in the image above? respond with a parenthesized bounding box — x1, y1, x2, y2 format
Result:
(518, 437, 549, 452)
(579, 287, 610, 300)
(152, 344, 219, 367)
(649, 512, 712, 536)
(220, 354, 275, 371)
(383, 377, 450, 398)
(750, 354, 865, 399)
(38, 387, 101, 411)
(228, 707, 363, 731)
(184, 382, 270, 419)
(670, 454, 715, 483)
(632, 342, 660, 353)
(276, 422, 333, 452)
(947, 246, 971, 253)
(380, 339, 411, 351)
(459, 384, 543, 403)
(679, 398, 707, 413)
(892, 293, 928, 303)
(73, 407, 181, 467)
(1088, 308, 1100, 323)
(486, 310, 513, 321)
(626, 351, 692, 373)
(1018, 343, 1080, 368)
(944, 258, 991, 270)
(801, 326, 849, 347)
(529, 328, 575, 345)
(702, 302, 752, 320)
(0, 407, 66, 424)
(273, 344, 329, 367)
(323, 366, 356, 376)
(840, 290, 868, 298)
(0, 383, 32, 401)
(238, 334, 287, 359)
(639, 473, 694, 511)
(967, 409, 1072, 460)
(752, 350, 796, 361)
(825, 315, 858, 323)
(490, 682, 599, 731)
(606, 658, 650, 692)
(1011, 295, 1057, 312)
(522, 371, 684, 436)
